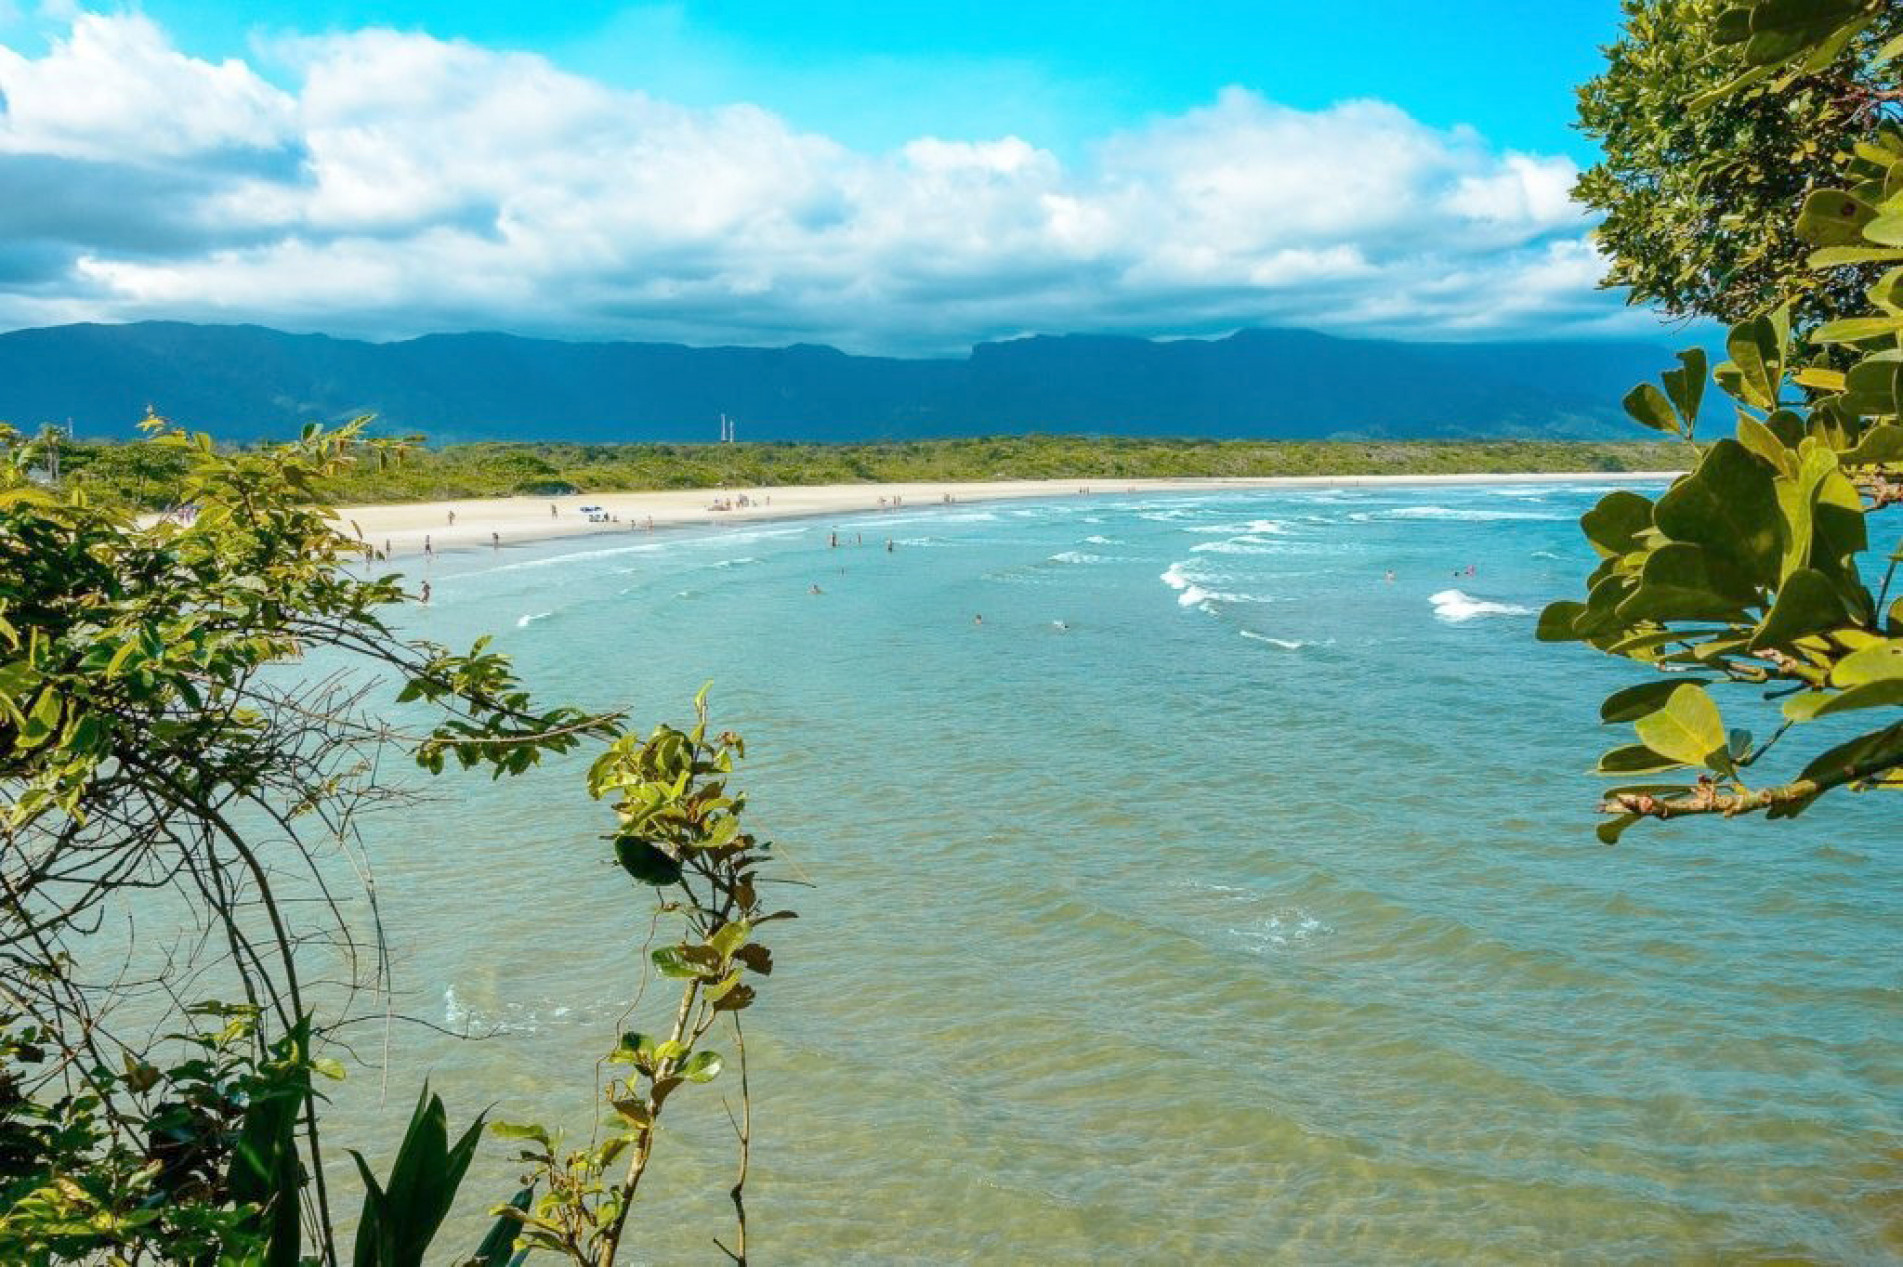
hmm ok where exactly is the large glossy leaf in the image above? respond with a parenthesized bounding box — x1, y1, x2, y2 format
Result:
(1783, 679, 1903, 720)
(1747, 568, 1847, 649)
(1535, 600, 1587, 643)
(1661, 348, 1708, 427)
(1616, 543, 1756, 623)
(1652, 440, 1782, 588)
(1831, 638, 1903, 685)
(1580, 490, 1654, 558)
(1634, 683, 1726, 768)
(1596, 743, 1687, 774)
(1599, 677, 1712, 723)
(1623, 382, 1681, 434)
(1725, 316, 1783, 411)
(1813, 314, 1903, 343)
(1795, 188, 1878, 246)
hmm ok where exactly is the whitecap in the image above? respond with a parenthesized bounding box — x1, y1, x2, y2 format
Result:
(516, 611, 552, 628)
(1082, 535, 1119, 545)
(1430, 588, 1533, 621)
(709, 556, 761, 569)
(1380, 506, 1567, 523)
(1240, 630, 1305, 649)
(1047, 551, 1101, 564)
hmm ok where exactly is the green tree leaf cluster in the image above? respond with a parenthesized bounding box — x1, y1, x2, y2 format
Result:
(1575, 0, 1903, 328)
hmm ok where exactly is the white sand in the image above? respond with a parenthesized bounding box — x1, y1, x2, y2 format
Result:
(331, 472, 1682, 558)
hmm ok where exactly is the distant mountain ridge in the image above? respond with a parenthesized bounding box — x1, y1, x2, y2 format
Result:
(0, 321, 1688, 442)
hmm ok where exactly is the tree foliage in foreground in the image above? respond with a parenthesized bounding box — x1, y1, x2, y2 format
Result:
(1550, 0, 1903, 838)
(1575, 0, 1903, 327)
(0, 421, 790, 1262)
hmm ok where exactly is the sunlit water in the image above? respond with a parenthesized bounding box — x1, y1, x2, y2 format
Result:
(315, 483, 1900, 1263)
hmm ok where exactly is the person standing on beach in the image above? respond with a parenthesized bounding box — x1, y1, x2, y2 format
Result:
(492, 531, 501, 550)
(424, 535, 433, 558)
(550, 503, 558, 518)
(448, 510, 456, 527)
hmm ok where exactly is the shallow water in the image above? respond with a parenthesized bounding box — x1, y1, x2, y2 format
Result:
(324, 483, 1900, 1263)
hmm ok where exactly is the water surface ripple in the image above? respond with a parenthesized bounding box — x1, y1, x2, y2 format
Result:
(334, 483, 1901, 1263)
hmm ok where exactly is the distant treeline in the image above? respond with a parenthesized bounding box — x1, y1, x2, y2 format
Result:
(49, 434, 1689, 510)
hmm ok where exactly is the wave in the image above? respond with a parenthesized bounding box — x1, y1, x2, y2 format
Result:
(709, 556, 761, 569)
(516, 611, 552, 628)
(1190, 536, 1283, 555)
(1082, 534, 1119, 545)
(1161, 562, 1276, 610)
(1047, 550, 1102, 565)
(1430, 588, 1533, 621)
(1351, 507, 1567, 523)
(1185, 518, 1292, 536)
(1240, 630, 1305, 649)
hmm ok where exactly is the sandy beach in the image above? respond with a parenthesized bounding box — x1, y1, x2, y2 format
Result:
(332, 471, 1682, 558)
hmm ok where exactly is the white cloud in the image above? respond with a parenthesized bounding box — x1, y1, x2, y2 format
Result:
(0, 12, 1643, 351)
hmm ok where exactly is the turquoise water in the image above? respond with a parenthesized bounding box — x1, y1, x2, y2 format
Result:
(340, 483, 1901, 1263)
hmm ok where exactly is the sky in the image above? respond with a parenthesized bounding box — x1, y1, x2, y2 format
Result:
(0, 2, 1652, 353)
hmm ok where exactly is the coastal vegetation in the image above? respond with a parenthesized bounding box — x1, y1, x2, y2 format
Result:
(0, 421, 785, 1262)
(41, 434, 1689, 511)
(1547, 0, 1903, 837)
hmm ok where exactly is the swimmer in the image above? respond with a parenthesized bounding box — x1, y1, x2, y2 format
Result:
(830, 532, 838, 549)
(1384, 570, 1395, 582)
(810, 583, 823, 595)
(973, 613, 984, 626)
(886, 538, 894, 553)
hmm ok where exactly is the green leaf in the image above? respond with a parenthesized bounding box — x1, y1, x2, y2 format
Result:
(1867, 211, 1903, 247)
(1795, 188, 1878, 246)
(1748, 568, 1848, 649)
(1580, 490, 1654, 557)
(1653, 440, 1782, 588)
(1596, 743, 1689, 774)
(1784, 678, 1903, 720)
(613, 836, 682, 886)
(1831, 638, 1903, 686)
(1661, 348, 1707, 428)
(1596, 814, 1642, 845)
(470, 1187, 533, 1267)
(708, 920, 751, 960)
(1615, 543, 1755, 623)
(1622, 382, 1681, 434)
(1535, 600, 1587, 643)
(1599, 678, 1711, 724)
(1633, 683, 1726, 769)
(1810, 244, 1903, 267)
(489, 1120, 553, 1150)
(651, 945, 701, 979)
(680, 1051, 724, 1083)
(1813, 314, 1903, 344)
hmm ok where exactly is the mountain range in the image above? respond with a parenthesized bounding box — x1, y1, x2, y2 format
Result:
(0, 321, 1693, 443)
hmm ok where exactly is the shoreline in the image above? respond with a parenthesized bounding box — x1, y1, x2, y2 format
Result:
(334, 470, 1682, 559)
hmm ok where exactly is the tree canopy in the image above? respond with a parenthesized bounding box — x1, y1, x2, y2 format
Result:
(1575, 0, 1903, 328)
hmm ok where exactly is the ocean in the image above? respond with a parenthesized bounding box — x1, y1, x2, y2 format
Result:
(333, 480, 1901, 1263)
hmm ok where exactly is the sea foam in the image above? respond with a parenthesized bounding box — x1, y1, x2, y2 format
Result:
(1429, 589, 1533, 621)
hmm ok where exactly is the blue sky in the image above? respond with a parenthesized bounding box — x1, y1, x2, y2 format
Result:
(77, 1, 1627, 162)
(0, 3, 1650, 351)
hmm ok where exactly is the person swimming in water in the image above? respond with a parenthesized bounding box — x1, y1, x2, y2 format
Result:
(973, 613, 983, 626)
(419, 580, 431, 604)
(810, 583, 823, 595)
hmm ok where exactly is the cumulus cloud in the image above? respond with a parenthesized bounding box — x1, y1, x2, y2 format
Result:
(0, 12, 1640, 351)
